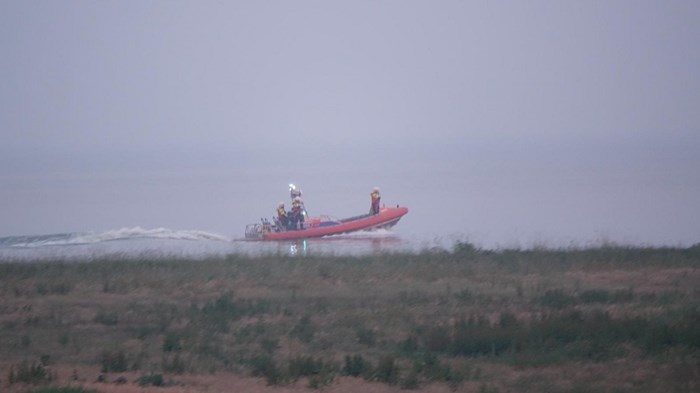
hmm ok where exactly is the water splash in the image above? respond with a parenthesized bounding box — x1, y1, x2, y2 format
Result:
(0, 227, 423, 261)
(1, 227, 230, 248)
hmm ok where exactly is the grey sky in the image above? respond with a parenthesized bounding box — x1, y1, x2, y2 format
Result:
(1, 1, 699, 245)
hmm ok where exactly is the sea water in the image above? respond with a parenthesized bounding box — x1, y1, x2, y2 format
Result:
(2, 154, 698, 261)
(0, 227, 450, 261)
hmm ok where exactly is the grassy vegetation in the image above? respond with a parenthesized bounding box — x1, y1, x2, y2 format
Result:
(0, 243, 698, 392)
(25, 388, 98, 393)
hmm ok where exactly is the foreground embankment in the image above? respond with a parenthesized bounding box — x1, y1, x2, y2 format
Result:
(1, 244, 698, 393)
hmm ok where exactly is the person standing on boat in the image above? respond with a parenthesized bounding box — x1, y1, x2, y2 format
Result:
(289, 183, 308, 217)
(370, 187, 381, 215)
(276, 202, 288, 230)
(289, 196, 305, 230)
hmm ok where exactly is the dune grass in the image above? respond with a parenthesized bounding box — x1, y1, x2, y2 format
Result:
(0, 243, 698, 392)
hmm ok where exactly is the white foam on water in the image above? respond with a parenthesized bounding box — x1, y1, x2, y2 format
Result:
(0, 227, 429, 261)
(4, 227, 230, 248)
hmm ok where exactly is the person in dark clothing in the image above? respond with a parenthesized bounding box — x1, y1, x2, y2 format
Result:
(288, 196, 305, 230)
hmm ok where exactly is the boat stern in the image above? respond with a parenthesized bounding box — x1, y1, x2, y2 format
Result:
(244, 223, 264, 240)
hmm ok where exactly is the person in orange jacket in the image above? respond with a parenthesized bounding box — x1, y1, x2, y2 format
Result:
(370, 187, 381, 215)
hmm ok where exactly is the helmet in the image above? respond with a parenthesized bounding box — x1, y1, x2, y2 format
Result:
(278, 202, 285, 208)
(293, 196, 302, 203)
(373, 186, 380, 192)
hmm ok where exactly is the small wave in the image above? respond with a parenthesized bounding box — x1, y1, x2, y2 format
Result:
(2, 227, 230, 248)
(338, 228, 395, 237)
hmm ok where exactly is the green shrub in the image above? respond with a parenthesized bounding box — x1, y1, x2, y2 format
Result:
(400, 369, 419, 389)
(453, 241, 480, 257)
(400, 335, 419, 354)
(163, 353, 186, 374)
(25, 388, 98, 393)
(36, 282, 72, 295)
(58, 334, 70, 346)
(411, 309, 700, 362)
(287, 355, 324, 379)
(343, 354, 372, 378)
(94, 312, 118, 326)
(200, 295, 240, 332)
(455, 288, 475, 303)
(451, 317, 513, 356)
(100, 350, 128, 373)
(199, 294, 271, 332)
(308, 372, 335, 389)
(260, 337, 280, 354)
(422, 325, 452, 353)
(102, 279, 128, 294)
(138, 373, 165, 386)
(290, 315, 315, 343)
(414, 352, 460, 384)
(373, 356, 399, 385)
(478, 383, 500, 393)
(163, 332, 182, 352)
(8, 361, 53, 385)
(611, 288, 635, 302)
(356, 327, 377, 347)
(538, 289, 576, 309)
(579, 289, 611, 304)
(249, 354, 282, 385)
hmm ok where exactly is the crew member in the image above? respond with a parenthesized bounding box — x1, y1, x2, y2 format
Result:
(370, 187, 381, 215)
(276, 202, 288, 230)
(289, 196, 305, 230)
(289, 183, 307, 216)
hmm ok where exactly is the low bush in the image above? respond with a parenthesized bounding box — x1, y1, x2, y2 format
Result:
(25, 388, 98, 393)
(455, 288, 476, 303)
(412, 308, 700, 363)
(538, 289, 576, 309)
(453, 241, 480, 257)
(100, 350, 128, 373)
(138, 373, 165, 386)
(415, 352, 460, 383)
(287, 355, 336, 388)
(93, 312, 118, 326)
(8, 361, 53, 384)
(400, 369, 419, 389)
(163, 353, 186, 374)
(36, 282, 72, 295)
(287, 355, 323, 379)
(163, 332, 182, 352)
(198, 294, 272, 332)
(579, 289, 611, 304)
(249, 354, 282, 385)
(290, 315, 315, 343)
(356, 327, 377, 347)
(373, 356, 400, 385)
(342, 354, 372, 378)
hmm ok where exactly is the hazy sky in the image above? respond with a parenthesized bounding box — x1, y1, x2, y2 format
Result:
(1, 1, 699, 246)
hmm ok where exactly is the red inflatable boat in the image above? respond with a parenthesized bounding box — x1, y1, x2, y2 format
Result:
(245, 206, 409, 241)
